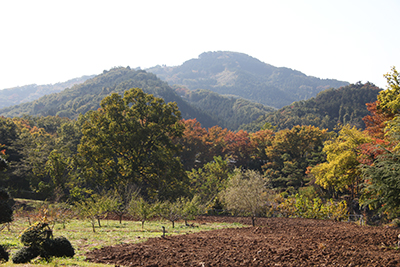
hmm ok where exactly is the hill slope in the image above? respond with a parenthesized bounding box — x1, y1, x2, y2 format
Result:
(147, 51, 349, 109)
(0, 75, 94, 109)
(0, 67, 221, 128)
(174, 85, 275, 130)
(241, 82, 381, 132)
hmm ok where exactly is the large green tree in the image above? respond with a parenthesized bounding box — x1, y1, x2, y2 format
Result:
(361, 151, 400, 217)
(76, 88, 187, 200)
(187, 156, 232, 204)
(264, 125, 331, 189)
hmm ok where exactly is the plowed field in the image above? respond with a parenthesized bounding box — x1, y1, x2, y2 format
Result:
(86, 216, 400, 266)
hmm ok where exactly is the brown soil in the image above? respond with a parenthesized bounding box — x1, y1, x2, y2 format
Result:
(85, 216, 400, 266)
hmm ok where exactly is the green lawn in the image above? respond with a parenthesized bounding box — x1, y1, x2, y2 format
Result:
(1, 216, 243, 266)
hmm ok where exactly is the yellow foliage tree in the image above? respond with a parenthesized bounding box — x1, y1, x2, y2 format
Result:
(311, 125, 371, 200)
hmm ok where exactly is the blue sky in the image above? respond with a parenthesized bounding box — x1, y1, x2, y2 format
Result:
(0, 0, 398, 89)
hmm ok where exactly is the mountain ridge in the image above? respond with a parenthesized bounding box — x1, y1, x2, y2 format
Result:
(0, 75, 95, 109)
(240, 82, 381, 132)
(147, 51, 349, 108)
(0, 67, 221, 128)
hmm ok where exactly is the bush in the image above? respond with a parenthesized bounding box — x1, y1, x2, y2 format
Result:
(20, 222, 52, 247)
(12, 246, 40, 264)
(15, 220, 74, 263)
(0, 244, 9, 262)
(42, 236, 75, 258)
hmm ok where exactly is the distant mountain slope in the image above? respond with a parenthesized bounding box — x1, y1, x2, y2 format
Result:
(174, 85, 275, 130)
(240, 82, 381, 132)
(0, 67, 222, 128)
(147, 51, 349, 109)
(0, 75, 95, 109)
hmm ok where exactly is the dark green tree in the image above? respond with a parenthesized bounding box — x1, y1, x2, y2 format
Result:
(264, 125, 331, 189)
(0, 187, 13, 225)
(187, 156, 232, 204)
(361, 151, 400, 218)
(77, 88, 188, 200)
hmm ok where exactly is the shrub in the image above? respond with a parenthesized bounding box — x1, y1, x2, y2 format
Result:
(20, 222, 52, 248)
(0, 244, 9, 262)
(12, 246, 40, 264)
(42, 236, 74, 258)
(15, 220, 74, 263)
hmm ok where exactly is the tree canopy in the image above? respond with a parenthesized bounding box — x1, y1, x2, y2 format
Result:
(76, 88, 188, 200)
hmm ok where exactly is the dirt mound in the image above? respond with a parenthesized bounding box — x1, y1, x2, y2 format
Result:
(86, 216, 400, 266)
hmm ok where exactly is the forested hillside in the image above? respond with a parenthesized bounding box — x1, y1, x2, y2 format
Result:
(1, 67, 400, 224)
(148, 51, 349, 108)
(241, 82, 381, 132)
(0, 67, 220, 128)
(0, 75, 94, 109)
(174, 86, 275, 130)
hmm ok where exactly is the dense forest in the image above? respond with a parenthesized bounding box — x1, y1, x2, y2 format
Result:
(241, 82, 381, 132)
(0, 88, 331, 201)
(2, 63, 400, 224)
(0, 67, 221, 129)
(148, 51, 349, 108)
(174, 86, 275, 130)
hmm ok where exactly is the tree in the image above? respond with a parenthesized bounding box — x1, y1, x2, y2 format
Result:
(10, 119, 57, 198)
(44, 150, 71, 201)
(264, 125, 331, 189)
(249, 129, 275, 171)
(187, 156, 232, 205)
(0, 145, 8, 187)
(360, 107, 400, 217)
(221, 169, 271, 226)
(180, 195, 203, 225)
(177, 119, 209, 171)
(73, 193, 114, 232)
(157, 200, 183, 228)
(0, 187, 13, 226)
(128, 197, 156, 229)
(77, 88, 188, 200)
(223, 130, 254, 169)
(377, 67, 400, 114)
(0, 146, 7, 172)
(109, 185, 139, 224)
(363, 101, 394, 140)
(311, 125, 371, 200)
(361, 151, 400, 218)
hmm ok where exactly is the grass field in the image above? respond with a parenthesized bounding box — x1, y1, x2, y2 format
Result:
(1, 215, 243, 266)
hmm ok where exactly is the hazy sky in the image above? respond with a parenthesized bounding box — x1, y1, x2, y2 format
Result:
(1, 0, 399, 90)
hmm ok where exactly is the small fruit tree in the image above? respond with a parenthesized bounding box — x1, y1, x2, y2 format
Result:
(221, 169, 271, 227)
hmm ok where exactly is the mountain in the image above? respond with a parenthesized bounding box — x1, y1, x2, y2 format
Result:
(174, 85, 275, 130)
(0, 75, 95, 109)
(0, 67, 223, 128)
(240, 82, 381, 132)
(147, 51, 349, 109)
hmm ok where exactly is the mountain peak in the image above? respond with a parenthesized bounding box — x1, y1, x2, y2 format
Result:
(147, 51, 349, 108)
